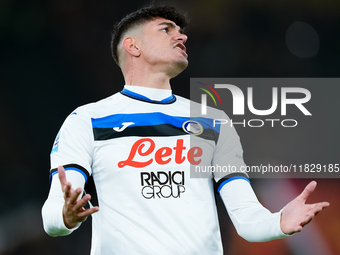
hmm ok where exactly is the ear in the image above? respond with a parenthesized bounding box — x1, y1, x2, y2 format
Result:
(122, 37, 141, 57)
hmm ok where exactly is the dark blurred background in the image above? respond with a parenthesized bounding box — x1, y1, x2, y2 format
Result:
(1, 0, 339, 254)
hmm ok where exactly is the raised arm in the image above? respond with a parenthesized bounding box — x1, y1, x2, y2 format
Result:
(58, 166, 99, 229)
(219, 179, 329, 242)
(41, 166, 99, 236)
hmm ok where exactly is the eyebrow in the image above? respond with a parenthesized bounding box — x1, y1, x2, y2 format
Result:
(157, 22, 183, 34)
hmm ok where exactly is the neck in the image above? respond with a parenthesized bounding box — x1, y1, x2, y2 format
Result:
(122, 58, 176, 90)
(124, 71, 171, 90)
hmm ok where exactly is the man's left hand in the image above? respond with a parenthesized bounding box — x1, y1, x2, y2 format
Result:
(280, 181, 330, 235)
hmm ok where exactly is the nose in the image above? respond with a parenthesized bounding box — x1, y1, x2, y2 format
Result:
(174, 33, 188, 44)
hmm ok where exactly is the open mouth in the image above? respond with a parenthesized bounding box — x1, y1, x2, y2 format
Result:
(174, 43, 187, 57)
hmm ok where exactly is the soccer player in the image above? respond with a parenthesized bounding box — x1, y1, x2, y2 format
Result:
(42, 5, 329, 255)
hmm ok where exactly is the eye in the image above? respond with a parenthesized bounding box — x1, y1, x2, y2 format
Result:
(161, 27, 169, 33)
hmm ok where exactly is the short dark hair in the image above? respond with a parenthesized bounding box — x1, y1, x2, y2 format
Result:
(110, 5, 188, 65)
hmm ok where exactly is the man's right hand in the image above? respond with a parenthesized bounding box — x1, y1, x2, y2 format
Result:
(58, 166, 99, 229)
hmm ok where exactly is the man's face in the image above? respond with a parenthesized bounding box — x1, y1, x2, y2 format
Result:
(138, 17, 188, 77)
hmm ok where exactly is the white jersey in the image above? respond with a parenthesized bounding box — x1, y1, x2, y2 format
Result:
(49, 86, 251, 255)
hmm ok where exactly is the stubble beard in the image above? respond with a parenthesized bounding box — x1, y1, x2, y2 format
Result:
(167, 58, 189, 78)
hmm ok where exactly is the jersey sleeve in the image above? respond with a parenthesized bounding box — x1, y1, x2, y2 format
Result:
(219, 179, 289, 242)
(212, 110, 248, 186)
(50, 108, 94, 181)
(212, 111, 288, 241)
(42, 171, 85, 236)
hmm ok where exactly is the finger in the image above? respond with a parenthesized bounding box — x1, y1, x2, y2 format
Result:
(293, 225, 303, 233)
(320, 201, 330, 208)
(77, 206, 99, 218)
(299, 181, 317, 202)
(301, 216, 313, 227)
(73, 194, 92, 212)
(68, 187, 83, 205)
(316, 201, 330, 209)
(310, 202, 330, 214)
(63, 182, 72, 199)
(58, 166, 67, 188)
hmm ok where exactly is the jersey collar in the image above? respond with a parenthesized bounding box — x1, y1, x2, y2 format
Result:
(121, 85, 176, 104)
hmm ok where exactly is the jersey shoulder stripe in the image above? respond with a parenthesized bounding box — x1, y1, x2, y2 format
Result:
(91, 112, 220, 142)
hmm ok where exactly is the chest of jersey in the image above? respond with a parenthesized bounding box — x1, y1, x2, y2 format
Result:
(89, 109, 217, 202)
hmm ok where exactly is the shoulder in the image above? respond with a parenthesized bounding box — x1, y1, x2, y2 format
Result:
(72, 92, 124, 118)
(173, 94, 189, 103)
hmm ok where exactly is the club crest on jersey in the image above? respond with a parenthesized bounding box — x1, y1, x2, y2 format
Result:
(182, 120, 203, 135)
